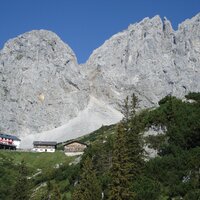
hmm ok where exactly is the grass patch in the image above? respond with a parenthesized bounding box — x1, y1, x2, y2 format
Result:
(0, 151, 73, 172)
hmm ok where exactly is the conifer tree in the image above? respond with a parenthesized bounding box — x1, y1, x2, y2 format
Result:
(130, 93, 138, 118)
(121, 96, 130, 124)
(108, 94, 144, 200)
(72, 157, 102, 200)
(108, 123, 135, 200)
(128, 93, 144, 180)
(12, 160, 31, 200)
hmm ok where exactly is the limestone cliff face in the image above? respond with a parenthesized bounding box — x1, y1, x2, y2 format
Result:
(85, 14, 200, 109)
(0, 14, 200, 146)
(0, 30, 89, 137)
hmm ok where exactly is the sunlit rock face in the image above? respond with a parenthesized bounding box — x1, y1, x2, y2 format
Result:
(84, 14, 200, 109)
(0, 30, 89, 137)
(1, 13, 200, 147)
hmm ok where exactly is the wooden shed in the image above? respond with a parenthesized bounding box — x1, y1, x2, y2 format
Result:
(64, 141, 87, 156)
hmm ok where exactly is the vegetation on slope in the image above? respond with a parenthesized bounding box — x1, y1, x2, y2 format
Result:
(0, 92, 200, 200)
(0, 151, 75, 200)
(73, 93, 200, 200)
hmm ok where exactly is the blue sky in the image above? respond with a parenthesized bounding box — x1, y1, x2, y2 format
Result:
(0, 0, 200, 63)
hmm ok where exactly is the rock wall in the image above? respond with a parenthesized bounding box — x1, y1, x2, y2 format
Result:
(0, 30, 89, 137)
(0, 14, 200, 145)
(84, 14, 200, 109)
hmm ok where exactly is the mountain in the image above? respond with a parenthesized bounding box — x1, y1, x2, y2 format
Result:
(84, 14, 200, 108)
(0, 30, 122, 147)
(1, 14, 200, 147)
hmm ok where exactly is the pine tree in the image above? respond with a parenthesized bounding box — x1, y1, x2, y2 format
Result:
(130, 93, 138, 118)
(121, 96, 130, 124)
(12, 160, 31, 200)
(128, 94, 144, 180)
(108, 94, 144, 200)
(108, 123, 135, 200)
(72, 157, 102, 200)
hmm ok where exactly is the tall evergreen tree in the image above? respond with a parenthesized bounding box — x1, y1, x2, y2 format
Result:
(108, 94, 144, 200)
(108, 123, 135, 200)
(130, 93, 138, 118)
(12, 160, 31, 200)
(121, 96, 130, 124)
(72, 157, 102, 200)
(128, 94, 144, 180)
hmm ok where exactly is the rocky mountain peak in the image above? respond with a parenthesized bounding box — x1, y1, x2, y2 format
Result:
(1, 14, 200, 147)
(178, 12, 200, 30)
(1, 30, 77, 68)
(84, 14, 200, 108)
(0, 30, 89, 140)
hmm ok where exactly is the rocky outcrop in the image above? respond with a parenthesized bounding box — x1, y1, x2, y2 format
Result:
(0, 30, 89, 137)
(1, 14, 200, 147)
(84, 14, 200, 109)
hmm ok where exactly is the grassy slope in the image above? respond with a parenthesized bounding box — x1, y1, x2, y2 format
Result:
(0, 151, 74, 200)
(0, 124, 116, 200)
(0, 151, 72, 172)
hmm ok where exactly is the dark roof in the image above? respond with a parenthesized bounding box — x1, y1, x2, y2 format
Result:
(33, 141, 57, 146)
(0, 133, 21, 141)
(63, 140, 88, 147)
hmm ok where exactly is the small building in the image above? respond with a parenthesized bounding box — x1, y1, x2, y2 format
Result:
(64, 141, 87, 156)
(0, 133, 21, 150)
(33, 141, 57, 152)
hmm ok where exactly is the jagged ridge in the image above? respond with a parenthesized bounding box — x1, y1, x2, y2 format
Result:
(1, 14, 200, 147)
